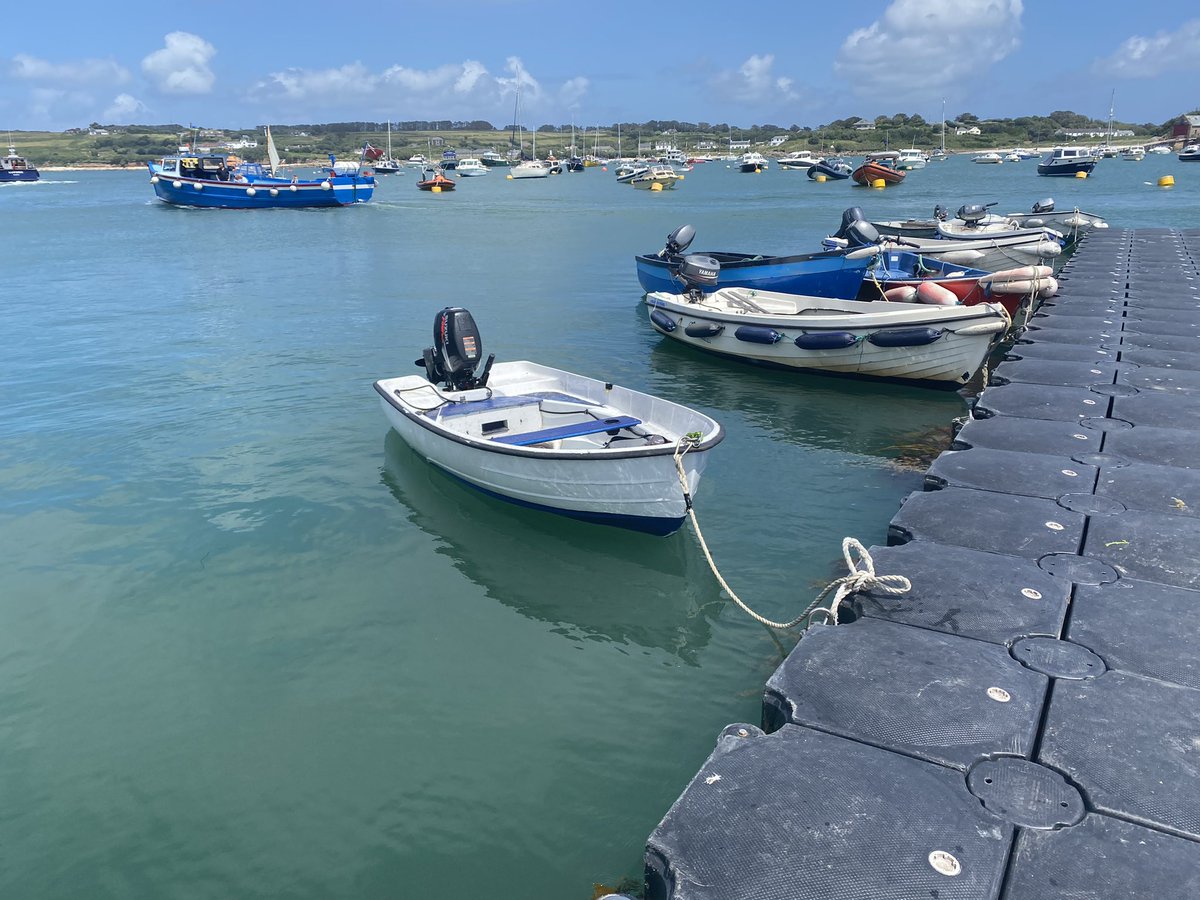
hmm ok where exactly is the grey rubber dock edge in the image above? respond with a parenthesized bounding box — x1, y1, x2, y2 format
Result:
(637, 229, 1200, 900)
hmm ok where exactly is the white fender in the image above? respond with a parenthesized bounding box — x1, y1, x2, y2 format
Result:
(845, 246, 882, 260)
(1038, 277, 1059, 298)
(1035, 241, 1063, 259)
(980, 265, 1053, 285)
(934, 250, 986, 266)
(916, 281, 960, 306)
(883, 286, 918, 302)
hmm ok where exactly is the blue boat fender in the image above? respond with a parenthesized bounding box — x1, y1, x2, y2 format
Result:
(649, 309, 678, 332)
(684, 322, 724, 338)
(734, 325, 784, 344)
(867, 326, 946, 347)
(794, 331, 859, 350)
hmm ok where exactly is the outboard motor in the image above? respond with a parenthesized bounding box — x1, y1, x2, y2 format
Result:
(955, 201, 998, 226)
(832, 207, 880, 248)
(416, 307, 494, 391)
(672, 254, 720, 301)
(658, 224, 696, 259)
(933, 204, 949, 221)
(1031, 198, 1055, 214)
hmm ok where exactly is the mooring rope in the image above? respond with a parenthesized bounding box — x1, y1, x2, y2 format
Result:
(672, 441, 911, 630)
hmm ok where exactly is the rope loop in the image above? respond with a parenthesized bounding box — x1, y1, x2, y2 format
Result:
(673, 442, 910, 631)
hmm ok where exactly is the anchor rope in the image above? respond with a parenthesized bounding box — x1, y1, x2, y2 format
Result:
(672, 440, 911, 630)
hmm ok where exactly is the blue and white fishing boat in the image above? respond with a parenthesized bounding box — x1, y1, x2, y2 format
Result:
(635, 224, 876, 298)
(1036, 147, 1098, 176)
(374, 307, 723, 535)
(1, 145, 40, 182)
(644, 258, 1010, 388)
(147, 128, 374, 209)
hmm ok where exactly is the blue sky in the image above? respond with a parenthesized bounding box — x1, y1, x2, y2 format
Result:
(3, 1, 1198, 133)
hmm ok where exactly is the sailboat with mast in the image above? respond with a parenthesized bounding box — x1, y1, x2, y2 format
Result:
(509, 81, 549, 179)
(931, 99, 948, 161)
(567, 117, 584, 172)
(373, 121, 403, 174)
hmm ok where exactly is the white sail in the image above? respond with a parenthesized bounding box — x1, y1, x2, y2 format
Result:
(266, 126, 281, 176)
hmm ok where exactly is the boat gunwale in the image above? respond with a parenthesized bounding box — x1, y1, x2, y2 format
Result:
(373, 370, 723, 461)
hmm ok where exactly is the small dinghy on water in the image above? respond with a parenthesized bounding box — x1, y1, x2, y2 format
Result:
(374, 308, 723, 535)
(808, 160, 852, 180)
(644, 254, 1010, 388)
(827, 208, 1064, 273)
(635, 223, 876, 299)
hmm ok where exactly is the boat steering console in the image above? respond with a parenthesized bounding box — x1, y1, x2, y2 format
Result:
(417, 307, 495, 391)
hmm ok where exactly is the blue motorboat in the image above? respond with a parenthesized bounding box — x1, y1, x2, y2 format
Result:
(635, 224, 877, 298)
(808, 159, 852, 180)
(147, 152, 374, 209)
(1, 145, 40, 182)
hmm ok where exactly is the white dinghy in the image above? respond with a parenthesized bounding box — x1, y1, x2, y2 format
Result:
(374, 308, 723, 535)
(645, 257, 1010, 388)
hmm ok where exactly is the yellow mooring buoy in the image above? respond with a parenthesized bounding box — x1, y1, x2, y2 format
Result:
(1075, 171, 1088, 179)
(431, 185, 442, 193)
(815, 174, 827, 183)
(1159, 174, 1175, 187)
(506, 174, 513, 180)
(650, 182, 663, 192)
(872, 178, 886, 188)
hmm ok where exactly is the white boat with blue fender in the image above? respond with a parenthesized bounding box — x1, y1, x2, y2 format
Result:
(374, 308, 723, 534)
(645, 287, 1009, 387)
(644, 257, 1009, 388)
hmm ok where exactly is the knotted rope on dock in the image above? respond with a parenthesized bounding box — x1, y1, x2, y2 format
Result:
(673, 441, 911, 630)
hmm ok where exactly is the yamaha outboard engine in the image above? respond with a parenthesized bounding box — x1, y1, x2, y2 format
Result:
(1031, 198, 1055, 214)
(672, 254, 720, 301)
(933, 204, 949, 221)
(832, 207, 880, 248)
(416, 307, 494, 391)
(955, 201, 997, 226)
(658, 224, 696, 259)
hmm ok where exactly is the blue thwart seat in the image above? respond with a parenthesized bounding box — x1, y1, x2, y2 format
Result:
(491, 416, 642, 446)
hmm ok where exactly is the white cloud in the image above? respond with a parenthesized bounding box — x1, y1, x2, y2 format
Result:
(1093, 20, 1200, 78)
(11, 54, 129, 85)
(248, 56, 581, 123)
(259, 63, 375, 101)
(559, 77, 589, 109)
(710, 54, 798, 104)
(142, 32, 216, 94)
(103, 93, 149, 123)
(835, 0, 1022, 102)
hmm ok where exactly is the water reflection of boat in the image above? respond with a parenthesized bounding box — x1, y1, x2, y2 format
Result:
(380, 431, 716, 661)
(644, 338, 966, 462)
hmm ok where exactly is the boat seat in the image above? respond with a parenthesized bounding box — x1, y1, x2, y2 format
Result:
(491, 415, 642, 446)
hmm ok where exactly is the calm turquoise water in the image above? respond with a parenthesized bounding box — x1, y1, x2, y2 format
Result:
(2, 157, 1196, 899)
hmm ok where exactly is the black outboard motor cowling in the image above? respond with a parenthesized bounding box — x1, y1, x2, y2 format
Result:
(933, 204, 949, 221)
(833, 207, 880, 248)
(956, 201, 997, 226)
(1031, 198, 1055, 214)
(660, 224, 696, 259)
(835, 207, 867, 237)
(416, 307, 494, 391)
